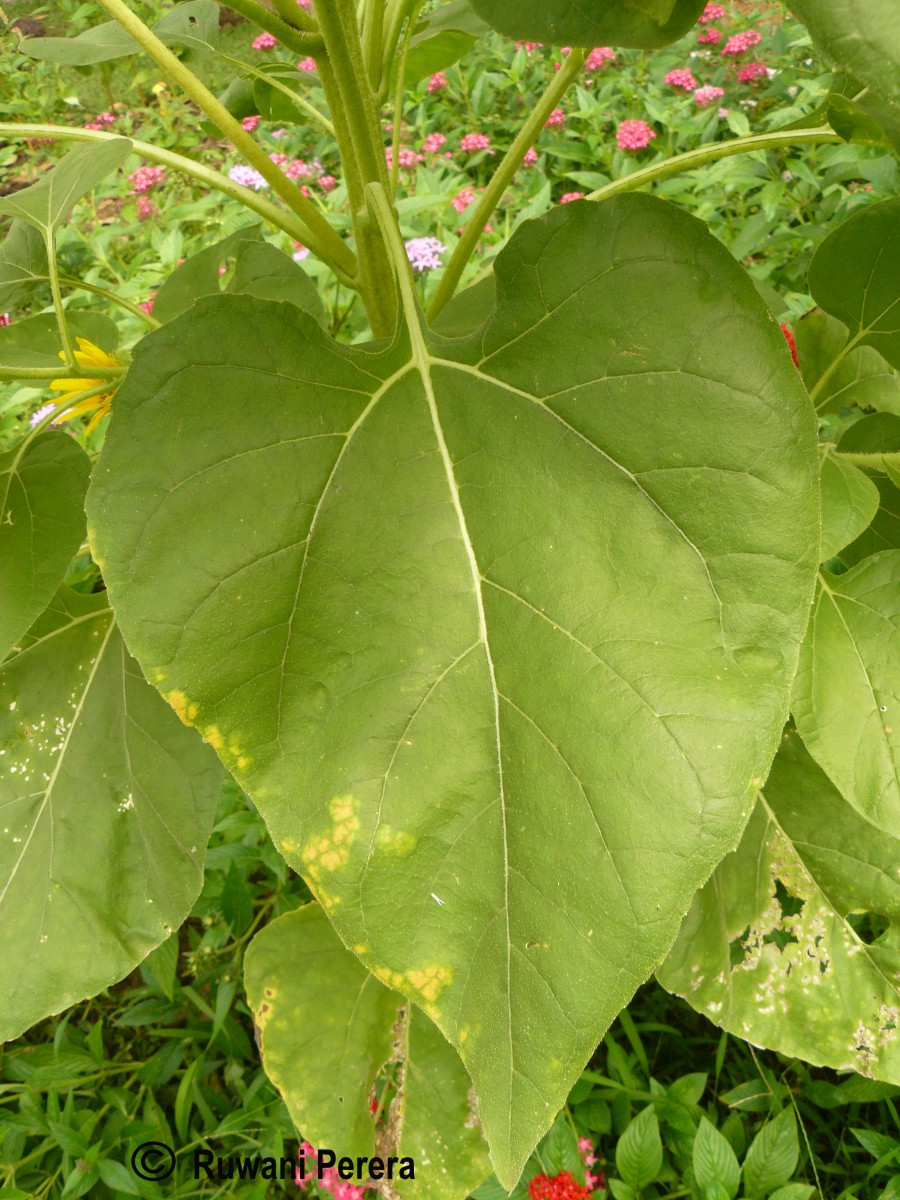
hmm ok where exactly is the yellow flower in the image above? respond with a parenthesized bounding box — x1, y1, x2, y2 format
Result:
(50, 338, 121, 435)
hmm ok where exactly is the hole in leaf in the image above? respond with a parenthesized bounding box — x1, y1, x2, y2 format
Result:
(729, 927, 750, 967)
(846, 911, 890, 945)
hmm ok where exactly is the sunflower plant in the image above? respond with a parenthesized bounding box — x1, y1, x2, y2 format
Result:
(1, 0, 899, 1195)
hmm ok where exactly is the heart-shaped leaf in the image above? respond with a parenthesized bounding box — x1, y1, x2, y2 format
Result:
(245, 903, 491, 1200)
(0, 221, 49, 313)
(792, 552, 900, 836)
(0, 588, 222, 1041)
(657, 728, 900, 1084)
(818, 453, 880, 561)
(467, 0, 705, 48)
(788, 1, 900, 124)
(20, 0, 219, 65)
(87, 195, 819, 1183)
(0, 140, 132, 239)
(0, 433, 90, 661)
(808, 197, 900, 373)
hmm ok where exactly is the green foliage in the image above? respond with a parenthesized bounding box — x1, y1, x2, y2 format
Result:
(1, 0, 899, 1194)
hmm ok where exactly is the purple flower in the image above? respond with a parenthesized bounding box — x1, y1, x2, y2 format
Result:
(405, 237, 446, 272)
(227, 164, 269, 190)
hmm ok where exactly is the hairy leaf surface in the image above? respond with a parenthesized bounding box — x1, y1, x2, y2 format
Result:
(0, 433, 89, 661)
(245, 903, 491, 1200)
(87, 195, 818, 1183)
(0, 588, 221, 1041)
(792, 552, 900, 836)
(658, 729, 900, 1084)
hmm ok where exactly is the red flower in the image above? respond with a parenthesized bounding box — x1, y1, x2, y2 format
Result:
(528, 1172, 592, 1200)
(780, 323, 799, 368)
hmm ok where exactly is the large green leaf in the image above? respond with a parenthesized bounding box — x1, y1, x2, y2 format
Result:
(87, 195, 819, 1184)
(0, 588, 222, 1041)
(394, 0, 492, 87)
(795, 310, 900, 416)
(245, 903, 491, 1200)
(0, 433, 90, 661)
(818, 453, 880, 561)
(20, 1, 220, 65)
(787, 1, 900, 120)
(467, 0, 705, 49)
(658, 729, 900, 1083)
(151, 227, 324, 326)
(0, 311, 119, 369)
(0, 221, 48, 313)
(0, 141, 132, 238)
(792, 551, 900, 836)
(808, 197, 900, 373)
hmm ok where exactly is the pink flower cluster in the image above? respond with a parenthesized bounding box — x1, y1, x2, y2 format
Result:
(427, 72, 447, 93)
(298, 56, 317, 72)
(585, 46, 615, 70)
(84, 111, 116, 131)
(616, 119, 656, 151)
(698, 2, 725, 21)
(252, 31, 277, 49)
(422, 132, 446, 153)
(737, 61, 768, 83)
(515, 41, 542, 53)
(523, 147, 538, 166)
(664, 68, 698, 90)
(460, 132, 490, 152)
(694, 85, 725, 107)
(129, 165, 165, 193)
(451, 187, 476, 213)
(698, 28, 721, 44)
(385, 145, 423, 169)
(722, 29, 762, 56)
(0, 313, 10, 327)
(241, 114, 260, 131)
(136, 196, 155, 221)
(545, 108, 565, 128)
(560, 192, 584, 204)
(296, 1144, 365, 1200)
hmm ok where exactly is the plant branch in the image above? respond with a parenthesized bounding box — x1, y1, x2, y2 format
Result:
(0, 364, 123, 381)
(216, 53, 335, 135)
(2, 123, 357, 285)
(216, 0, 319, 51)
(428, 48, 586, 322)
(586, 126, 842, 204)
(361, 0, 385, 90)
(59, 275, 160, 327)
(315, 0, 397, 334)
(45, 233, 76, 365)
(93, 0, 351, 274)
(832, 449, 900, 472)
(267, 0, 318, 34)
(389, 0, 424, 195)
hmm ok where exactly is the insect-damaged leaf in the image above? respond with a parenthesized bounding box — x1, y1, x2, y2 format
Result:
(0, 588, 221, 1041)
(657, 729, 900, 1085)
(245, 903, 491, 1200)
(87, 195, 819, 1184)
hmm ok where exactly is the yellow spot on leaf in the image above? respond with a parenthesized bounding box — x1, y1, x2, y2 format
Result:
(166, 689, 198, 725)
(201, 725, 223, 750)
(375, 826, 417, 856)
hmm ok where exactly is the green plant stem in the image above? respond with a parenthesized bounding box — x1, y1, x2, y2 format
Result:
(1, 123, 357, 285)
(216, 52, 335, 136)
(45, 233, 76, 365)
(315, 0, 397, 335)
(59, 275, 160, 327)
(389, 0, 423, 196)
(808, 329, 863, 409)
(215, 0, 319, 52)
(380, 0, 417, 98)
(267, 0, 318, 34)
(361, 0, 385, 90)
(93, 0, 351, 274)
(832, 449, 900, 471)
(427, 48, 587, 322)
(586, 127, 842, 204)
(0, 363, 122, 382)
